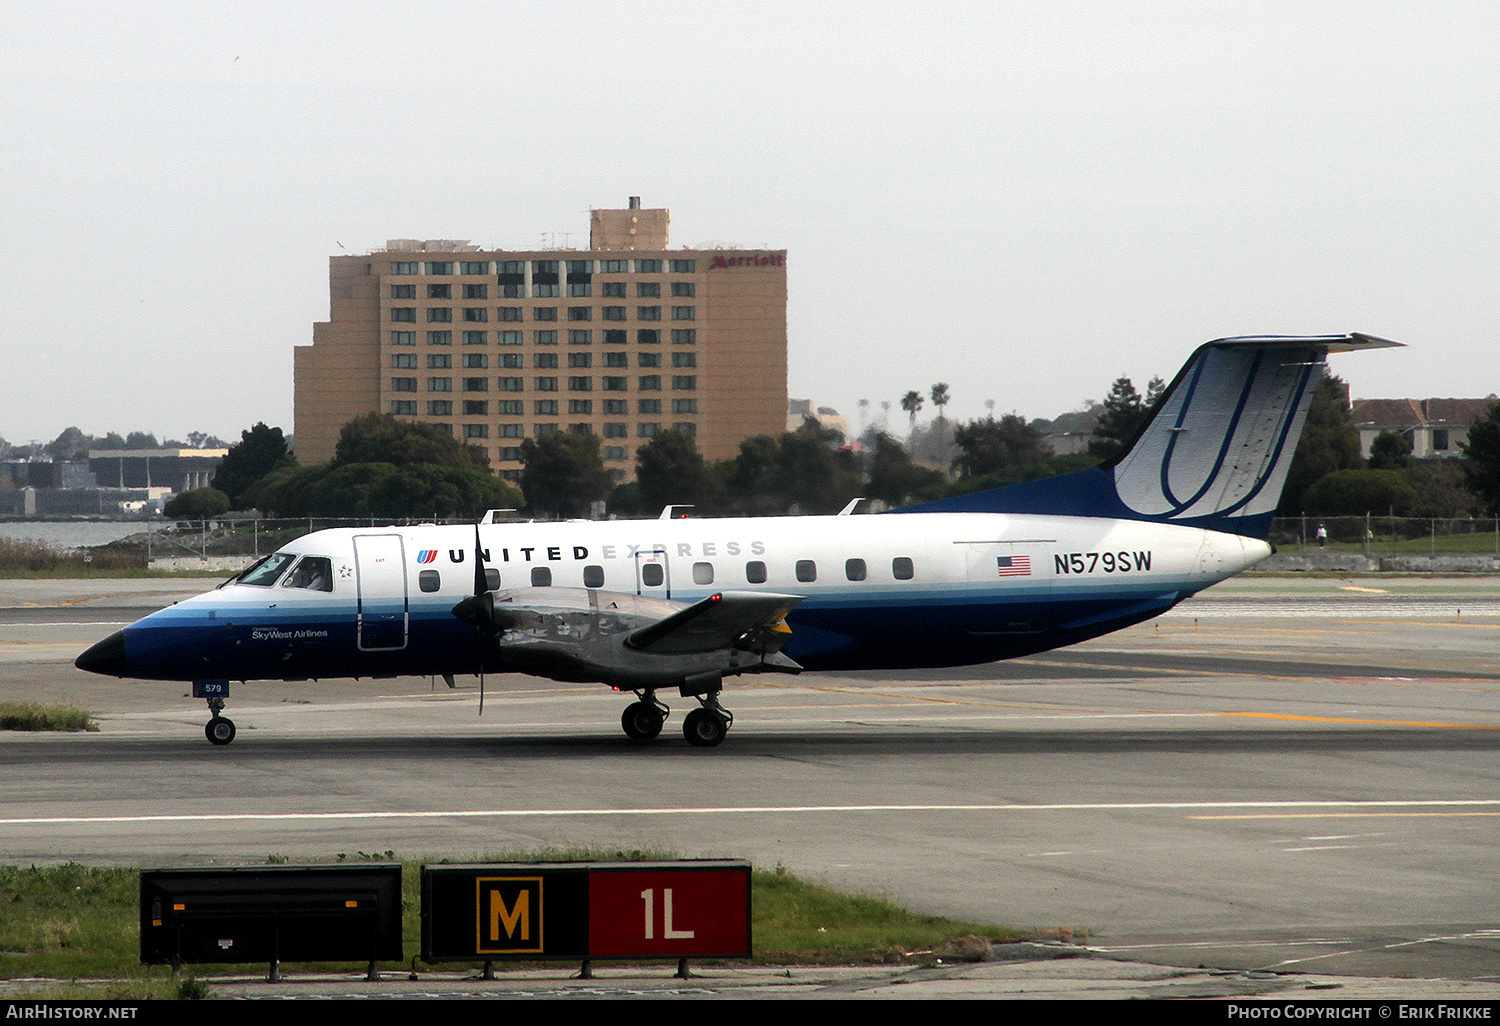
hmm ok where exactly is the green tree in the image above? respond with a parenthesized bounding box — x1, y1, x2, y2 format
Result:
(44, 427, 92, 462)
(900, 390, 924, 434)
(211, 423, 296, 509)
(519, 432, 612, 518)
(163, 487, 231, 519)
(930, 383, 951, 422)
(333, 413, 490, 472)
(1278, 375, 1363, 516)
(1460, 400, 1500, 514)
(1367, 430, 1413, 470)
(952, 415, 1051, 479)
(866, 431, 944, 507)
(635, 430, 719, 515)
(1301, 469, 1416, 517)
(242, 462, 519, 519)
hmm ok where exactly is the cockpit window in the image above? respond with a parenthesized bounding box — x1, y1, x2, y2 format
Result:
(283, 556, 334, 592)
(235, 552, 296, 587)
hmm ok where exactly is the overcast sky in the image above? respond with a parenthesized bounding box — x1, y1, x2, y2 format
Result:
(3, 1, 1497, 448)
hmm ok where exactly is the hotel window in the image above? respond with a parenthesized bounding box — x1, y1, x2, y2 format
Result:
(603, 352, 628, 368)
(638, 399, 662, 414)
(427, 400, 452, 416)
(535, 400, 559, 415)
(637, 329, 660, 344)
(498, 377, 523, 391)
(638, 352, 661, 368)
(427, 283, 451, 299)
(391, 400, 417, 415)
(499, 446, 522, 461)
(498, 308, 522, 322)
(535, 376, 558, 391)
(672, 375, 696, 390)
(501, 284, 524, 298)
(634, 259, 662, 273)
(463, 377, 488, 392)
(499, 330, 523, 345)
(498, 260, 524, 275)
(568, 423, 592, 436)
(427, 353, 451, 369)
(498, 400, 523, 414)
(671, 306, 695, 321)
(535, 423, 558, 436)
(460, 261, 489, 275)
(604, 330, 627, 345)
(499, 353, 522, 368)
(461, 330, 487, 345)
(391, 377, 416, 392)
(569, 376, 592, 391)
(638, 306, 661, 321)
(638, 375, 661, 390)
(601, 259, 627, 273)
(672, 398, 698, 414)
(390, 284, 415, 299)
(427, 307, 452, 323)
(533, 284, 559, 298)
(428, 377, 452, 392)
(464, 423, 488, 439)
(463, 283, 489, 299)
(603, 399, 628, 415)
(569, 329, 592, 345)
(391, 331, 416, 345)
(604, 423, 627, 438)
(427, 330, 451, 345)
(602, 376, 627, 391)
(603, 306, 626, 321)
(673, 422, 697, 436)
(638, 423, 660, 438)
(463, 353, 488, 368)
(391, 261, 418, 275)
(463, 400, 488, 416)
(534, 330, 558, 345)
(425, 262, 452, 275)
(533, 352, 558, 369)
(671, 329, 696, 345)
(570, 399, 593, 414)
(671, 282, 695, 297)
(637, 282, 660, 298)
(568, 306, 592, 321)
(391, 354, 416, 368)
(391, 307, 416, 322)
(673, 351, 696, 367)
(499, 424, 523, 438)
(669, 259, 695, 273)
(602, 282, 626, 298)
(567, 283, 592, 297)
(569, 352, 592, 368)
(534, 307, 558, 321)
(463, 307, 488, 322)
(604, 446, 627, 461)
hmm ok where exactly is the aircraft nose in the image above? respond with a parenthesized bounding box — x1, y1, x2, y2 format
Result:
(75, 630, 128, 676)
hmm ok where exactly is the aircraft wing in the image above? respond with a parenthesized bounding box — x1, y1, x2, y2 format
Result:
(626, 591, 803, 654)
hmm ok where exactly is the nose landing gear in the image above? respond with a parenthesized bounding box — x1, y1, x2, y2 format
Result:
(194, 682, 236, 746)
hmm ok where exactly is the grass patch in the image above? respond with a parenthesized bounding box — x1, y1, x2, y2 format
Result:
(0, 853, 1019, 983)
(0, 703, 97, 732)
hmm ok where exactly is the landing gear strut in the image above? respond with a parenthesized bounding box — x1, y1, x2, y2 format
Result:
(682, 695, 732, 748)
(203, 696, 236, 746)
(621, 691, 670, 741)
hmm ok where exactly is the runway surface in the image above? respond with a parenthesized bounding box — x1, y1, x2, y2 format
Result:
(2, 574, 1499, 985)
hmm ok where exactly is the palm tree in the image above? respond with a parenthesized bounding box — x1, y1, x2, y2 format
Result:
(930, 383, 951, 422)
(901, 391, 924, 435)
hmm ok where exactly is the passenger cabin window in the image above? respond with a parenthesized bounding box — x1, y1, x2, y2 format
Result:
(237, 553, 295, 587)
(531, 566, 552, 587)
(796, 560, 817, 583)
(745, 560, 767, 584)
(641, 563, 665, 588)
(693, 561, 714, 585)
(892, 557, 915, 580)
(485, 568, 500, 591)
(583, 564, 605, 588)
(845, 558, 867, 582)
(284, 556, 334, 592)
(418, 570, 441, 593)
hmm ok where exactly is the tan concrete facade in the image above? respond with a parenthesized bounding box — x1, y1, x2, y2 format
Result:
(294, 205, 788, 482)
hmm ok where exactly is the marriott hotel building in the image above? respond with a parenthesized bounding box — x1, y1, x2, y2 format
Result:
(294, 201, 788, 482)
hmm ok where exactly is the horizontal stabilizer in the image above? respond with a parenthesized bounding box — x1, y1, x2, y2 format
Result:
(627, 591, 803, 654)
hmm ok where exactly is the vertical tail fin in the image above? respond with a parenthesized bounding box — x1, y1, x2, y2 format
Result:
(893, 334, 1402, 538)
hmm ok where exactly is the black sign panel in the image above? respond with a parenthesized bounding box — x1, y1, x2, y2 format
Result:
(140, 864, 402, 966)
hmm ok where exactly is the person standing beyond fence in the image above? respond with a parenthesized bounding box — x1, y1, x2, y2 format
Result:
(1316, 523, 1328, 547)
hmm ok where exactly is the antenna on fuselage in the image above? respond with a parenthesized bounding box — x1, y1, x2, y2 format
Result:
(479, 509, 518, 525)
(658, 505, 695, 520)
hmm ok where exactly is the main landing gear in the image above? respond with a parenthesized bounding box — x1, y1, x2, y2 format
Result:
(202, 694, 236, 746)
(619, 688, 733, 747)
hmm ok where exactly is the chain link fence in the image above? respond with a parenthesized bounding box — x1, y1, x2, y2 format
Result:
(1268, 516, 1500, 556)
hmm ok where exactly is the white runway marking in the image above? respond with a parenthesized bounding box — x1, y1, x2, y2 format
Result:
(4, 798, 1499, 827)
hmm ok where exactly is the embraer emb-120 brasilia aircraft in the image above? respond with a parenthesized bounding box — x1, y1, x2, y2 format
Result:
(77, 334, 1399, 747)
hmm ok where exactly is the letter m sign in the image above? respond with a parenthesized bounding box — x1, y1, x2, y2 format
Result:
(476, 877, 543, 953)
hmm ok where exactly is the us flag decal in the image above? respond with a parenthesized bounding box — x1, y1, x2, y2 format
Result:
(996, 555, 1032, 577)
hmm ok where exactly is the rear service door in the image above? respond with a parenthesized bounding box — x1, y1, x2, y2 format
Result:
(353, 534, 408, 651)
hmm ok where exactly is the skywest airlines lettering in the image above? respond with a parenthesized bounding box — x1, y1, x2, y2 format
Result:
(74, 334, 1401, 748)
